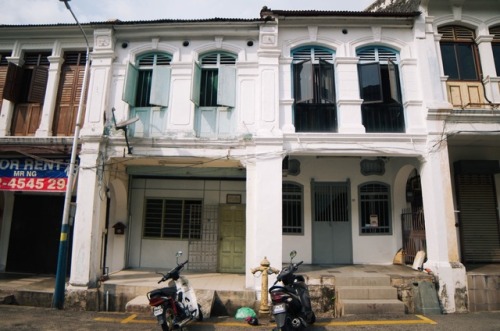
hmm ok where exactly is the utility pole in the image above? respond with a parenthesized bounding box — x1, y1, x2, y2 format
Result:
(52, 0, 91, 309)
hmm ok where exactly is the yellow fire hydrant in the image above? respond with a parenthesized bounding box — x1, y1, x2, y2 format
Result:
(251, 257, 279, 316)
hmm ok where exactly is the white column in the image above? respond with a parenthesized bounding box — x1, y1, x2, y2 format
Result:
(36, 55, 64, 137)
(419, 137, 468, 313)
(244, 145, 283, 289)
(68, 142, 107, 288)
(476, 35, 500, 104)
(335, 57, 365, 133)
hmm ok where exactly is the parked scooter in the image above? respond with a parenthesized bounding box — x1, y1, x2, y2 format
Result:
(147, 251, 203, 331)
(269, 250, 316, 331)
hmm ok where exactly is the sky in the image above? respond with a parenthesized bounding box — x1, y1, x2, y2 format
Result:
(1, 0, 376, 25)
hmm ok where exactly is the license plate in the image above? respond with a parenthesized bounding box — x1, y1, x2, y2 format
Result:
(272, 303, 286, 314)
(153, 306, 163, 316)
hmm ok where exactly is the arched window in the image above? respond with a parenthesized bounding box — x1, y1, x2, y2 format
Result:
(191, 52, 237, 107)
(490, 26, 500, 76)
(357, 46, 404, 132)
(283, 182, 303, 234)
(291, 46, 336, 132)
(359, 182, 391, 235)
(123, 52, 172, 107)
(438, 25, 480, 81)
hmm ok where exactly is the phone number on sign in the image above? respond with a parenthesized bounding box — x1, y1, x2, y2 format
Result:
(0, 177, 67, 191)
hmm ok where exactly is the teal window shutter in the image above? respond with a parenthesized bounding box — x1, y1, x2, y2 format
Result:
(123, 62, 138, 106)
(217, 65, 236, 107)
(150, 65, 171, 107)
(191, 61, 202, 106)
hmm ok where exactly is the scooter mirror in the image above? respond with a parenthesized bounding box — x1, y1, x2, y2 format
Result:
(290, 250, 297, 260)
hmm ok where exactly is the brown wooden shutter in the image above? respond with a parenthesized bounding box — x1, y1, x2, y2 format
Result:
(27, 66, 48, 103)
(3, 62, 23, 102)
(53, 62, 85, 136)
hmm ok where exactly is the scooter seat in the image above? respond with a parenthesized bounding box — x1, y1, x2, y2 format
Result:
(149, 286, 177, 298)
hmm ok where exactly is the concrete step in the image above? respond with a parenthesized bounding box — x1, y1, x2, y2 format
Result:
(335, 275, 391, 287)
(341, 299, 406, 314)
(336, 285, 398, 300)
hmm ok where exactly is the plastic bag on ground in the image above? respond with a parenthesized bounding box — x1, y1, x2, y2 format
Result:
(235, 307, 257, 320)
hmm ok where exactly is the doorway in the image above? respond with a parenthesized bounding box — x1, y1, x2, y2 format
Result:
(218, 204, 245, 273)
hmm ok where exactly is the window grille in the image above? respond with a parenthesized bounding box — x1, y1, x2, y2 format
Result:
(359, 182, 391, 234)
(357, 47, 398, 63)
(143, 198, 202, 239)
(439, 25, 475, 41)
(282, 182, 303, 234)
(24, 53, 50, 66)
(312, 182, 349, 223)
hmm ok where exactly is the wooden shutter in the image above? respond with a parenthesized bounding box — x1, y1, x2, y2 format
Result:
(358, 62, 383, 103)
(190, 61, 202, 106)
(217, 65, 236, 107)
(3, 62, 23, 102)
(294, 60, 314, 103)
(319, 59, 335, 103)
(123, 62, 138, 106)
(149, 65, 171, 107)
(27, 66, 48, 103)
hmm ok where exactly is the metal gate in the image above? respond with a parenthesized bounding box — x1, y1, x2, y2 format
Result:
(401, 207, 426, 264)
(188, 205, 219, 271)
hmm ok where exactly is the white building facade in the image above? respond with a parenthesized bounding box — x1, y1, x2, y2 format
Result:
(0, 0, 499, 313)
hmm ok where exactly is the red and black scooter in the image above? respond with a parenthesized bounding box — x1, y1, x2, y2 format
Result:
(269, 250, 316, 331)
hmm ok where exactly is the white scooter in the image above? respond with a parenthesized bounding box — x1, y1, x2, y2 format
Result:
(147, 251, 203, 331)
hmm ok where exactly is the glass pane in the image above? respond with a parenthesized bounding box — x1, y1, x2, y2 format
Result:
(319, 59, 335, 103)
(135, 70, 152, 107)
(200, 69, 218, 107)
(294, 60, 313, 103)
(492, 44, 500, 76)
(456, 44, 478, 80)
(359, 63, 383, 103)
(440, 44, 459, 79)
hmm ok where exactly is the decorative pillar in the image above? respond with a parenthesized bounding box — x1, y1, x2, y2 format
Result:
(419, 136, 468, 313)
(244, 144, 283, 289)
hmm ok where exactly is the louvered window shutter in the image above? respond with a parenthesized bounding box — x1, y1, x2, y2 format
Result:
(191, 61, 202, 106)
(294, 60, 314, 103)
(3, 62, 23, 102)
(149, 65, 171, 107)
(123, 62, 138, 106)
(217, 65, 236, 107)
(27, 66, 48, 103)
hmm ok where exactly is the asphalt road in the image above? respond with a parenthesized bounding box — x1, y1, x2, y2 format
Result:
(0, 305, 499, 331)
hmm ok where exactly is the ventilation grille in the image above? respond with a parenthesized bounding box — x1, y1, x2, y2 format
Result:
(201, 53, 236, 65)
(357, 47, 397, 62)
(491, 26, 500, 41)
(138, 53, 172, 66)
(439, 25, 475, 41)
(64, 52, 86, 65)
(24, 53, 50, 66)
(292, 47, 334, 62)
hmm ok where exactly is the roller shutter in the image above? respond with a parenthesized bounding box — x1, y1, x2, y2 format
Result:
(455, 174, 500, 263)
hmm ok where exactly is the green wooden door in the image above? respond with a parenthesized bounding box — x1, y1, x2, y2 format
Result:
(218, 204, 245, 273)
